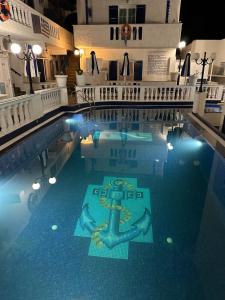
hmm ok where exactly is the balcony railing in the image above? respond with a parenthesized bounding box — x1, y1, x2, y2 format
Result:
(76, 85, 196, 103)
(110, 25, 143, 41)
(9, 0, 32, 27)
(1, 0, 73, 50)
(195, 85, 224, 101)
(0, 88, 64, 138)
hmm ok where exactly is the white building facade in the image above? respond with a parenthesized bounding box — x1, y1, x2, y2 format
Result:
(0, 0, 74, 98)
(183, 39, 225, 85)
(74, 0, 182, 85)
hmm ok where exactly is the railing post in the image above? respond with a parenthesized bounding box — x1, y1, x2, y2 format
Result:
(189, 86, 196, 101)
(30, 94, 43, 120)
(0, 108, 7, 136)
(95, 87, 100, 101)
(217, 85, 224, 101)
(60, 88, 69, 105)
(118, 86, 122, 100)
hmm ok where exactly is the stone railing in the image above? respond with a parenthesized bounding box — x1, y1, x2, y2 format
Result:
(76, 85, 196, 103)
(2, 0, 74, 51)
(196, 84, 224, 101)
(9, 0, 32, 27)
(0, 88, 67, 138)
(35, 88, 61, 113)
(110, 25, 143, 41)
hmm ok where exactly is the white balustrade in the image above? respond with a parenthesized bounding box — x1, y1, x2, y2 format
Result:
(35, 88, 61, 113)
(110, 25, 143, 41)
(9, 0, 31, 27)
(0, 96, 32, 137)
(76, 85, 196, 103)
(8, 0, 63, 40)
(0, 88, 64, 138)
(196, 84, 224, 101)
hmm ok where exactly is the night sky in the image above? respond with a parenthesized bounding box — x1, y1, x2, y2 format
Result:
(180, 0, 225, 44)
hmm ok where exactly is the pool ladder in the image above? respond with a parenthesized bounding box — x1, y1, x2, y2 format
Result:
(74, 88, 95, 110)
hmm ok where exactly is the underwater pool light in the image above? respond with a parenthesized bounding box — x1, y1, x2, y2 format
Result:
(155, 159, 160, 162)
(49, 177, 57, 185)
(32, 182, 41, 190)
(65, 119, 73, 124)
(195, 140, 203, 147)
(167, 143, 174, 151)
(166, 237, 173, 244)
(51, 225, 58, 231)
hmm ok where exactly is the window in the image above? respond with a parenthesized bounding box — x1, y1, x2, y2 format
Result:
(136, 5, 146, 24)
(119, 9, 127, 24)
(165, 0, 170, 23)
(134, 61, 143, 81)
(108, 61, 118, 81)
(109, 6, 118, 24)
(119, 8, 136, 24)
(128, 8, 136, 23)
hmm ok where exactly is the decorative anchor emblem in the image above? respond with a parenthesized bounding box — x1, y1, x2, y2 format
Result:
(78, 178, 151, 250)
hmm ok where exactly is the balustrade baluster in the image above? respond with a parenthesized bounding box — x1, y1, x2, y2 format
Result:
(0, 108, 7, 135)
(19, 102, 25, 124)
(24, 101, 30, 122)
(13, 104, 19, 126)
(6, 106, 14, 130)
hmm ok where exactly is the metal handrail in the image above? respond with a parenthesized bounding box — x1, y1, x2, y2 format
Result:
(72, 87, 95, 107)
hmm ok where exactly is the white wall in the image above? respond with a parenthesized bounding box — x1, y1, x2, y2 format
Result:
(77, 0, 181, 24)
(74, 23, 182, 49)
(80, 47, 176, 82)
(184, 39, 225, 77)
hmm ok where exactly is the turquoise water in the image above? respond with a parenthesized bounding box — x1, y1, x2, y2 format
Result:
(0, 108, 225, 300)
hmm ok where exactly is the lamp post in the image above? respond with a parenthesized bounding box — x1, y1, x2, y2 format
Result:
(10, 43, 42, 94)
(193, 52, 216, 92)
(177, 41, 186, 85)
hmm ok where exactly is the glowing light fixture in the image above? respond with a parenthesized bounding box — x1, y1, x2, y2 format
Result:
(51, 225, 58, 231)
(49, 177, 57, 185)
(74, 49, 80, 56)
(32, 44, 42, 55)
(166, 237, 173, 244)
(10, 43, 21, 54)
(32, 182, 41, 190)
(167, 142, 174, 151)
(178, 41, 186, 49)
(79, 48, 84, 56)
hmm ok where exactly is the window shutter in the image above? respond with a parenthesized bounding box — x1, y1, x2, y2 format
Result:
(136, 5, 146, 24)
(109, 6, 118, 24)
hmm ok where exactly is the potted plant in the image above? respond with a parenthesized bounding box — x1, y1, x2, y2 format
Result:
(55, 56, 68, 88)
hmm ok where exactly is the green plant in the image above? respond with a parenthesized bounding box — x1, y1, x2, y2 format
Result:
(77, 69, 83, 75)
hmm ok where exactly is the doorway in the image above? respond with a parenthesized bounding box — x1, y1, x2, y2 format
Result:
(134, 61, 143, 81)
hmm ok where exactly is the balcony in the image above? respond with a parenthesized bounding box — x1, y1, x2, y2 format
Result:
(73, 23, 182, 49)
(0, 0, 73, 52)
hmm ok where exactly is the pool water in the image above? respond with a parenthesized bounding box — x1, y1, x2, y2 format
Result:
(0, 108, 225, 300)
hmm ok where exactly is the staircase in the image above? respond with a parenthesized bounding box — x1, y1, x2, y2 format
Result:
(13, 85, 26, 97)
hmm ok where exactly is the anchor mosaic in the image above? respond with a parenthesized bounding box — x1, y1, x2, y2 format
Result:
(74, 177, 153, 259)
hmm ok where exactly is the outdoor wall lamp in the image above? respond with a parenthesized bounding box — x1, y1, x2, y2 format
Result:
(74, 48, 84, 72)
(74, 48, 84, 56)
(177, 41, 186, 85)
(193, 52, 216, 92)
(11, 43, 43, 94)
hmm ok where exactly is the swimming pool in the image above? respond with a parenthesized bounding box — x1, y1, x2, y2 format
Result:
(0, 108, 224, 300)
